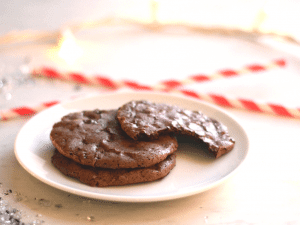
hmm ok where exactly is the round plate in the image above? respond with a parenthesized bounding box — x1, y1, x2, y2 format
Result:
(14, 91, 249, 202)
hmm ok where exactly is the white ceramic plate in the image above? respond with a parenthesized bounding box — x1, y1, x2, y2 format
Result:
(15, 91, 249, 202)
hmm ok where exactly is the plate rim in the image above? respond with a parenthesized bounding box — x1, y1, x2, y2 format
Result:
(14, 90, 249, 202)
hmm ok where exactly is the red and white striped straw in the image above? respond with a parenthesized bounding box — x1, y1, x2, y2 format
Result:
(1, 88, 300, 121)
(158, 58, 286, 89)
(0, 100, 60, 121)
(171, 89, 300, 119)
(31, 58, 286, 90)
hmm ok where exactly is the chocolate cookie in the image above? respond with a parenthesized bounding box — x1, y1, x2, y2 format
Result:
(50, 110, 178, 169)
(117, 100, 235, 158)
(51, 150, 176, 187)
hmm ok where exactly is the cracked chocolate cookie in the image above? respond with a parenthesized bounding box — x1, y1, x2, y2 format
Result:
(117, 100, 235, 158)
(51, 150, 176, 187)
(50, 109, 178, 169)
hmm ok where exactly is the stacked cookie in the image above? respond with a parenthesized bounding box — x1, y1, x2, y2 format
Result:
(50, 109, 178, 187)
(50, 100, 235, 187)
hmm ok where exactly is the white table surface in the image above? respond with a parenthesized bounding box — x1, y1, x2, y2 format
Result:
(1, 1, 300, 224)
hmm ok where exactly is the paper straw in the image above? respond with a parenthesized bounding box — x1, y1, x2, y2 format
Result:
(0, 100, 60, 121)
(157, 58, 286, 88)
(172, 89, 300, 118)
(31, 58, 286, 89)
(1, 87, 300, 122)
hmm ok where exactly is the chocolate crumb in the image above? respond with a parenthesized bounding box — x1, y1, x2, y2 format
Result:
(55, 204, 63, 208)
(38, 199, 52, 207)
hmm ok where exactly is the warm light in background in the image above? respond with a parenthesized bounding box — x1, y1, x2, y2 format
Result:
(118, 0, 265, 30)
(42, 0, 300, 70)
(57, 29, 83, 65)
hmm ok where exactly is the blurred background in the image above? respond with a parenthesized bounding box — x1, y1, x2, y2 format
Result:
(1, 0, 300, 37)
(1, 0, 300, 112)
